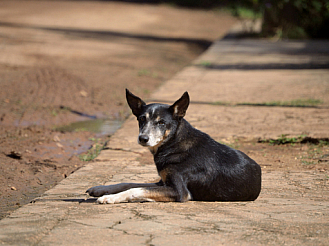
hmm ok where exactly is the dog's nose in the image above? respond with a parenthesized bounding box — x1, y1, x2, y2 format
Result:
(139, 135, 149, 144)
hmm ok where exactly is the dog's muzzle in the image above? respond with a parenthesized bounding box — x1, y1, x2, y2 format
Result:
(138, 135, 149, 145)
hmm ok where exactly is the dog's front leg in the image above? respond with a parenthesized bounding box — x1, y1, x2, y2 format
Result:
(86, 182, 161, 197)
(97, 186, 180, 204)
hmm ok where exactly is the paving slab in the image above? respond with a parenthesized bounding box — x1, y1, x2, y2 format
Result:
(151, 39, 329, 105)
(1, 22, 329, 246)
(150, 37, 329, 140)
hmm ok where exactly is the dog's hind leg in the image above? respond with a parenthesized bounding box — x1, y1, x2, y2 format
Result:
(86, 182, 161, 197)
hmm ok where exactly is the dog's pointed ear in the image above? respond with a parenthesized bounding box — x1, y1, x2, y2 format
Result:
(126, 89, 146, 117)
(169, 92, 189, 119)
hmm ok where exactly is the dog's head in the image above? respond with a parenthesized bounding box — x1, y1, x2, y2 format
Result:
(126, 89, 189, 151)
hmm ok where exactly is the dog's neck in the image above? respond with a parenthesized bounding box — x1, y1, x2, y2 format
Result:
(151, 119, 194, 170)
(148, 145, 160, 155)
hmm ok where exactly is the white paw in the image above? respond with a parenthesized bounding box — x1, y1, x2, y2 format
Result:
(96, 188, 151, 204)
(97, 195, 117, 204)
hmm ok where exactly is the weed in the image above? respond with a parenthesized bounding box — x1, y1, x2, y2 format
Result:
(239, 99, 323, 107)
(137, 69, 159, 78)
(261, 134, 307, 145)
(220, 5, 262, 20)
(299, 140, 329, 166)
(51, 109, 58, 117)
(209, 99, 322, 108)
(198, 61, 213, 67)
(79, 138, 105, 161)
(138, 69, 150, 76)
(74, 128, 88, 132)
(212, 101, 230, 106)
(318, 140, 329, 146)
(301, 160, 316, 165)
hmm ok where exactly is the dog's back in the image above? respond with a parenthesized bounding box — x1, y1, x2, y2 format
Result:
(154, 119, 261, 201)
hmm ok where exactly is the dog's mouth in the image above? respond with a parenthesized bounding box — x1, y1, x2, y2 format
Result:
(138, 134, 163, 148)
(138, 141, 149, 147)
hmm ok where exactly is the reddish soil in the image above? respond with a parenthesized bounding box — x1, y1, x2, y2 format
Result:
(0, 1, 237, 219)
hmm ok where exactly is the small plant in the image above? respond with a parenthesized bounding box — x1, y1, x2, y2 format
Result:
(138, 69, 150, 76)
(261, 134, 307, 145)
(239, 99, 323, 107)
(73, 127, 88, 132)
(301, 160, 316, 165)
(230, 6, 262, 19)
(51, 109, 58, 117)
(137, 69, 158, 78)
(198, 61, 213, 67)
(79, 138, 105, 161)
(212, 101, 230, 106)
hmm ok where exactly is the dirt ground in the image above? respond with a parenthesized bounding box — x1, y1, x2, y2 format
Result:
(0, 1, 237, 219)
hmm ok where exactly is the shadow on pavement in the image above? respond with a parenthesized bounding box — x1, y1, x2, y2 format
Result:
(0, 21, 212, 50)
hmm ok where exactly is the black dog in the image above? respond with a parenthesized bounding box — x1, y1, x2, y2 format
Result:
(86, 89, 261, 203)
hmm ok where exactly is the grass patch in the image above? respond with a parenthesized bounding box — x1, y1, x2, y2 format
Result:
(79, 138, 105, 161)
(260, 134, 307, 145)
(301, 160, 316, 165)
(207, 99, 323, 108)
(212, 101, 230, 106)
(138, 69, 158, 78)
(300, 140, 329, 166)
(239, 99, 323, 107)
(198, 61, 213, 67)
(229, 6, 262, 19)
(261, 135, 329, 146)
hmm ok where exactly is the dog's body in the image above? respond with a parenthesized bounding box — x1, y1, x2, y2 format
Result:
(86, 89, 261, 204)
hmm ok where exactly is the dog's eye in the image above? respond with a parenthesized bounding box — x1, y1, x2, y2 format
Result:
(157, 120, 165, 126)
(139, 116, 146, 122)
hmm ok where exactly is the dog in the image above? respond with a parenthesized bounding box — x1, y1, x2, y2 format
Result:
(86, 89, 261, 204)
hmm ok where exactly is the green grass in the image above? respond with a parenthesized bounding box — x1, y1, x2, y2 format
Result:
(300, 140, 329, 166)
(301, 160, 316, 165)
(198, 61, 213, 67)
(209, 99, 323, 108)
(138, 69, 158, 78)
(239, 99, 323, 107)
(212, 101, 230, 106)
(230, 6, 262, 19)
(79, 138, 105, 161)
(261, 134, 307, 145)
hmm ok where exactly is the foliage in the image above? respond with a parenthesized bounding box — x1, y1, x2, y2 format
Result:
(261, 135, 329, 145)
(166, 0, 329, 38)
(260, 0, 329, 39)
(240, 99, 323, 107)
(264, 134, 306, 145)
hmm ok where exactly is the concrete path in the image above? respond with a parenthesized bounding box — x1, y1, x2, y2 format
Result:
(1, 23, 329, 245)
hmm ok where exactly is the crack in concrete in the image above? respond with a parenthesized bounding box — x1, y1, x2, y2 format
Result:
(145, 234, 155, 246)
(132, 209, 157, 221)
(105, 147, 144, 155)
(32, 207, 71, 245)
